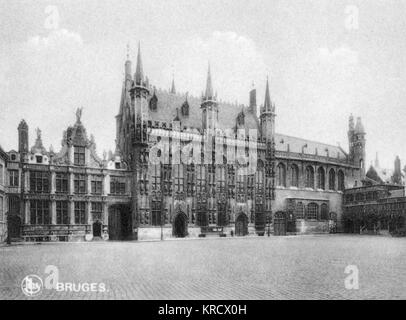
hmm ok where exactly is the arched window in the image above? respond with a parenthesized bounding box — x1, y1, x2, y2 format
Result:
(329, 169, 335, 190)
(320, 203, 328, 220)
(338, 170, 345, 191)
(306, 203, 318, 220)
(295, 202, 305, 219)
(149, 93, 158, 111)
(256, 160, 264, 190)
(291, 164, 299, 187)
(217, 202, 227, 226)
(317, 167, 325, 190)
(305, 166, 314, 189)
(151, 200, 162, 226)
(181, 100, 189, 116)
(277, 163, 286, 187)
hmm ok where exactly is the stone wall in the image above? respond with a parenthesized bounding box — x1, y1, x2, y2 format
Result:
(0, 222, 6, 242)
(274, 187, 344, 230)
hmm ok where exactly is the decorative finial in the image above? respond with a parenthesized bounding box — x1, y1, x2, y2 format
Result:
(126, 43, 130, 60)
(170, 68, 176, 94)
(36, 127, 42, 140)
(76, 107, 83, 123)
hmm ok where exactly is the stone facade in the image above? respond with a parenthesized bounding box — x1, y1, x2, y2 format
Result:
(343, 184, 406, 235)
(0, 146, 7, 242)
(3, 45, 366, 241)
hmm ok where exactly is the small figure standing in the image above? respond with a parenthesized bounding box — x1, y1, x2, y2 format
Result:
(76, 107, 83, 123)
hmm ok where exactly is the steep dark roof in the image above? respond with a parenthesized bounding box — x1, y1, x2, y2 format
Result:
(0, 145, 8, 160)
(146, 88, 346, 158)
(366, 165, 384, 184)
(147, 88, 249, 130)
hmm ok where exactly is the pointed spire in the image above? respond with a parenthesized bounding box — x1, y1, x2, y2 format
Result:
(124, 43, 132, 80)
(355, 117, 365, 133)
(135, 41, 144, 85)
(349, 113, 355, 131)
(170, 72, 176, 94)
(264, 76, 272, 112)
(204, 63, 214, 100)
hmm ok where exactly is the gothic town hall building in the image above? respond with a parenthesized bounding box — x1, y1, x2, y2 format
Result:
(2, 45, 366, 242)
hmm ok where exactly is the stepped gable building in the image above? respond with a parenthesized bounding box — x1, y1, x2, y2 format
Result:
(5, 44, 366, 241)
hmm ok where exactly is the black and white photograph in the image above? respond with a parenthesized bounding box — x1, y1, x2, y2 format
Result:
(0, 0, 405, 309)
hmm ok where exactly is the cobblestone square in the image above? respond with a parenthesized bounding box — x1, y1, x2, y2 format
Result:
(1, 235, 405, 300)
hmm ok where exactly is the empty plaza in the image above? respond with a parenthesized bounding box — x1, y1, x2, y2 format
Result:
(1, 234, 405, 300)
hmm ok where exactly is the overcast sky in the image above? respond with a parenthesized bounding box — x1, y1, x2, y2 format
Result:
(0, 0, 405, 170)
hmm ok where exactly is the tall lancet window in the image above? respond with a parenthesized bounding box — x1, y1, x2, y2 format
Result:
(276, 163, 286, 187)
(305, 166, 315, 189)
(329, 169, 336, 191)
(338, 170, 345, 191)
(291, 164, 299, 187)
(174, 164, 184, 193)
(317, 167, 325, 190)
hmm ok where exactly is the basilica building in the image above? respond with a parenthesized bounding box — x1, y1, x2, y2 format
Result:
(3, 45, 366, 241)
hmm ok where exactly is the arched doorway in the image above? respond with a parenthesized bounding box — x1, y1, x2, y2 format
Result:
(329, 212, 337, 233)
(286, 211, 296, 233)
(235, 213, 248, 236)
(173, 212, 188, 238)
(274, 211, 286, 236)
(8, 215, 21, 239)
(93, 220, 102, 237)
(108, 204, 132, 240)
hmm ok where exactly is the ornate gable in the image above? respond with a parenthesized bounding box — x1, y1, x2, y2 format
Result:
(53, 108, 103, 167)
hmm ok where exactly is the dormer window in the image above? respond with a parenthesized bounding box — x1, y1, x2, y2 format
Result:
(36, 155, 43, 163)
(74, 146, 86, 166)
(11, 154, 16, 161)
(181, 100, 189, 117)
(115, 162, 121, 170)
(149, 92, 158, 111)
(237, 111, 245, 126)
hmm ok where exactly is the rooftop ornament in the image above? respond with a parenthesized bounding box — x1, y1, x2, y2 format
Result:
(76, 107, 83, 124)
